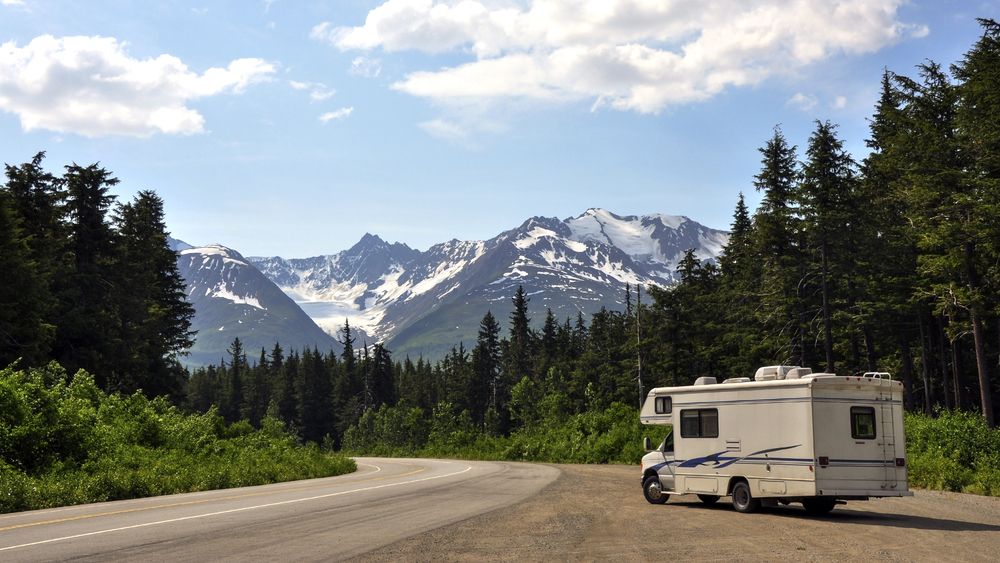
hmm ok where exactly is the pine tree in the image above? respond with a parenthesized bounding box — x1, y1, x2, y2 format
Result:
(751, 126, 806, 366)
(111, 190, 195, 398)
(472, 310, 501, 420)
(949, 18, 1000, 426)
(504, 285, 533, 389)
(1, 152, 64, 367)
(0, 189, 52, 367)
(799, 120, 857, 373)
(55, 163, 119, 384)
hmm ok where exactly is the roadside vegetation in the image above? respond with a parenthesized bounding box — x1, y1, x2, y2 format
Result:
(905, 410, 1000, 496)
(0, 363, 354, 514)
(342, 397, 669, 464)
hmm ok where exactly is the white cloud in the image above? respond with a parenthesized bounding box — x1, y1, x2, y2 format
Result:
(0, 35, 275, 137)
(349, 56, 381, 77)
(315, 0, 924, 113)
(289, 80, 336, 101)
(418, 118, 468, 141)
(311, 89, 336, 101)
(832, 95, 847, 109)
(786, 93, 817, 111)
(263, 0, 279, 14)
(2, 0, 26, 5)
(319, 107, 353, 123)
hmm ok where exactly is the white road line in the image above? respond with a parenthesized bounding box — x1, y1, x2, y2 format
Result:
(1, 463, 472, 553)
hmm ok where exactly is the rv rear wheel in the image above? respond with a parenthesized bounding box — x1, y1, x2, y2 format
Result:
(802, 498, 836, 515)
(697, 494, 720, 505)
(731, 481, 760, 513)
(643, 476, 668, 504)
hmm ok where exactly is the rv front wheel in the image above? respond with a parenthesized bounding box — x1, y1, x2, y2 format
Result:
(731, 481, 760, 513)
(697, 494, 720, 505)
(643, 476, 668, 504)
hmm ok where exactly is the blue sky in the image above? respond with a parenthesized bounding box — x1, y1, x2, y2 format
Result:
(1, 0, 996, 257)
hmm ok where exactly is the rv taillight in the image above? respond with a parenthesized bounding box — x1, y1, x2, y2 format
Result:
(818, 456, 830, 467)
(895, 458, 906, 467)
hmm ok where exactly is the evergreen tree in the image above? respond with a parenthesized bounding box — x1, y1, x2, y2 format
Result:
(0, 189, 52, 367)
(752, 126, 807, 366)
(55, 163, 119, 384)
(503, 285, 533, 392)
(799, 120, 857, 373)
(950, 18, 1000, 426)
(472, 311, 501, 421)
(111, 190, 195, 398)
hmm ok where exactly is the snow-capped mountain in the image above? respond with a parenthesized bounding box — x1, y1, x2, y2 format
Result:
(176, 244, 340, 367)
(248, 209, 728, 361)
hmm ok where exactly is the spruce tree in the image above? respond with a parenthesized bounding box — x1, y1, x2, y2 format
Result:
(111, 190, 195, 398)
(799, 120, 857, 373)
(752, 126, 806, 366)
(950, 18, 1000, 426)
(0, 189, 52, 367)
(56, 163, 119, 384)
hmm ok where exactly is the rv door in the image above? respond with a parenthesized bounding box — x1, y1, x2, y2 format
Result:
(655, 429, 676, 491)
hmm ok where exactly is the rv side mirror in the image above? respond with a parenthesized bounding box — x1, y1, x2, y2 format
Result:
(643, 437, 653, 452)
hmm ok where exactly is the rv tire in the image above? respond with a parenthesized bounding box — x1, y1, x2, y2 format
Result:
(731, 481, 760, 513)
(697, 494, 720, 505)
(643, 476, 668, 504)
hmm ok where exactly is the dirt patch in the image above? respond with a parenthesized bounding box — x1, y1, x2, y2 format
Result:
(347, 464, 1000, 563)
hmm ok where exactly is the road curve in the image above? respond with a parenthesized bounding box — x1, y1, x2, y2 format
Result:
(0, 458, 561, 562)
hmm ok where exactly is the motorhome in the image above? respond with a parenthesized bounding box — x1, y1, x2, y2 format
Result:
(639, 366, 912, 514)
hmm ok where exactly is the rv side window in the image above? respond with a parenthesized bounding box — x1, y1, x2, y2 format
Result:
(679, 409, 719, 438)
(654, 396, 672, 414)
(851, 406, 877, 439)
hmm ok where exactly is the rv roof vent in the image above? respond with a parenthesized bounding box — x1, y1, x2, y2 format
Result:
(785, 367, 813, 379)
(693, 376, 718, 386)
(722, 377, 751, 384)
(754, 366, 778, 381)
(754, 365, 804, 381)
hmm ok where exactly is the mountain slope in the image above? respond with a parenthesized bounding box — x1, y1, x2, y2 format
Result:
(177, 245, 341, 367)
(248, 208, 729, 362)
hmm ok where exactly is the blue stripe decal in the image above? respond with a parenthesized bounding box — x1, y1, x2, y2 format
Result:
(675, 397, 903, 408)
(677, 444, 804, 469)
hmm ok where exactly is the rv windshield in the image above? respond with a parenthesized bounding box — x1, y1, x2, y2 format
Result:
(662, 429, 674, 453)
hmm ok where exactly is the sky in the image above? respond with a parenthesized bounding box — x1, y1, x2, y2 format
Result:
(1, 0, 996, 258)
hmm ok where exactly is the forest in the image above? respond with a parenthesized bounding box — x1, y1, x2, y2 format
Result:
(183, 19, 1000, 450)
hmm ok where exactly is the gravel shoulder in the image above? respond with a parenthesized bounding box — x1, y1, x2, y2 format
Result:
(348, 464, 1000, 563)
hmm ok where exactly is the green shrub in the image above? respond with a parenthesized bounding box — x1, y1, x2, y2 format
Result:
(0, 364, 356, 513)
(342, 400, 669, 465)
(905, 410, 1000, 496)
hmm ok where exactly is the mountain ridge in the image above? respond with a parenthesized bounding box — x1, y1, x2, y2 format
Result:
(244, 208, 729, 361)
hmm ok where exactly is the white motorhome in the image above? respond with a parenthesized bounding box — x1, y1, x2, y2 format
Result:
(639, 366, 912, 514)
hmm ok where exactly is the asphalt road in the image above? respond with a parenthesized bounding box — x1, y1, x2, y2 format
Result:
(0, 458, 560, 562)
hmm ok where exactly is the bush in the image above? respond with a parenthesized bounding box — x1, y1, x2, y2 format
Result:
(905, 410, 1000, 496)
(342, 399, 670, 465)
(0, 364, 356, 513)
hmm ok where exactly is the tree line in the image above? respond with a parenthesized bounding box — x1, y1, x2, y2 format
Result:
(0, 153, 194, 398)
(183, 286, 649, 447)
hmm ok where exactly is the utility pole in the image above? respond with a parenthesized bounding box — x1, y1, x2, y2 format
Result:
(636, 285, 644, 409)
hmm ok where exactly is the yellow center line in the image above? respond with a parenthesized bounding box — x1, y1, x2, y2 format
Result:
(0, 462, 424, 533)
